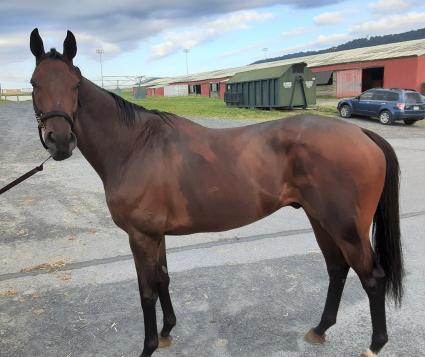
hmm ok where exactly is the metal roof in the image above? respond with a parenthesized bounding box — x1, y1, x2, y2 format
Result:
(261, 38, 425, 68)
(227, 64, 295, 83)
(145, 39, 425, 87)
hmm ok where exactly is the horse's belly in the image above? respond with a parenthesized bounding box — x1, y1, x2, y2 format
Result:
(165, 189, 283, 235)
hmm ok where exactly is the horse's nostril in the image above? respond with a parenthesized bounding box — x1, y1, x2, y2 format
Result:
(47, 131, 56, 143)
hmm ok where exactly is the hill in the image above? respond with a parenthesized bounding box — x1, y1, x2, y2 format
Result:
(252, 28, 425, 65)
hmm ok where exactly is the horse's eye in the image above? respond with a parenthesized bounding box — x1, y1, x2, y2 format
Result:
(30, 80, 38, 88)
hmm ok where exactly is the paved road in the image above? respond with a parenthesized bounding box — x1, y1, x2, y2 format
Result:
(1, 102, 425, 357)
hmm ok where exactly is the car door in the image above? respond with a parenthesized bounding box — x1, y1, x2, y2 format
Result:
(367, 90, 388, 116)
(352, 90, 375, 115)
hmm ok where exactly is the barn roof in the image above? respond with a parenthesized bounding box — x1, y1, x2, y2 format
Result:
(227, 64, 294, 83)
(145, 39, 425, 87)
(264, 38, 425, 68)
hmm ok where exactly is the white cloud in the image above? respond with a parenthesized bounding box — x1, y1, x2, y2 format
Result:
(369, 0, 415, 14)
(149, 10, 273, 60)
(220, 43, 265, 59)
(77, 32, 121, 55)
(351, 12, 425, 36)
(315, 33, 352, 45)
(0, 33, 27, 48)
(281, 27, 312, 38)
(0, 0, 345, 87)
(313, 11, 343, 26)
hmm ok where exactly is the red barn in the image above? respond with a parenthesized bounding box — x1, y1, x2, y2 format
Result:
(172, 77, 228, 99)
(144, 39, 425, 99)
(248, 39, 425, 98)
(146, 86, 164, 96)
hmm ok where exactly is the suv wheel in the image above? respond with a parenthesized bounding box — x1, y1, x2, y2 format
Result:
(339, 104, 352, 118)
(403, 119, 416, 125)
(379, 110, 393, 125)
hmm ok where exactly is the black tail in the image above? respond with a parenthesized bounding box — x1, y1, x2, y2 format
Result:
(363, 129, 404, 306)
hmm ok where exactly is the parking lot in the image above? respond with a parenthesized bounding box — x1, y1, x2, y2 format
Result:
(1, 101, 425, 357)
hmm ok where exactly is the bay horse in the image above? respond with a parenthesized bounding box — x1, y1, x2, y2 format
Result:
(29, 29, 403, 357)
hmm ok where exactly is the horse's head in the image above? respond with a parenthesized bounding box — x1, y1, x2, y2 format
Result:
(30, 28, 80, 161)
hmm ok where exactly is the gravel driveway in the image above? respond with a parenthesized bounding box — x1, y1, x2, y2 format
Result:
(1, 101, 425, 357)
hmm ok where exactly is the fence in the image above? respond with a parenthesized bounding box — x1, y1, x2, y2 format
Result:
(1, 88, 33, 101)
(1, 75, 145, 101)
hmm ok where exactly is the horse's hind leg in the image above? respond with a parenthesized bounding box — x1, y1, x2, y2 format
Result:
(341, 239, 388, 357)
(304, 216, 349, 344)
(322, 222, 388, 356)
(157, 237, 176, 348)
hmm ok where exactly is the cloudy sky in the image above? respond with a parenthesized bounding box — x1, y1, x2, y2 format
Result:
(1, 0, 424, 88)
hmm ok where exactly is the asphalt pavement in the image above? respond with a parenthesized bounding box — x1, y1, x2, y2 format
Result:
(1, 101, 425, 357)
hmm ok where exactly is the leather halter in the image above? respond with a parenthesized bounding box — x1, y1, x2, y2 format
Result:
(32, 91, 76, 149)
(31, 49, 82, 149)
(31, 64, 81, 150)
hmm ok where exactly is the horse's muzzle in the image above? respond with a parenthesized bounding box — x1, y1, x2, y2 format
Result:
(44, 131, 77, 161)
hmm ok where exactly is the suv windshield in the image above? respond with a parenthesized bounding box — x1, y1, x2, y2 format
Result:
(405, 92, 423, 104)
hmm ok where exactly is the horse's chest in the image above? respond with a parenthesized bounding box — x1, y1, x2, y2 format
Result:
(104, 189, 167, 235)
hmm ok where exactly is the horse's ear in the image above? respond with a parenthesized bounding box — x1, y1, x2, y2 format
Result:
(30, 28, 45, 59)
(63, 30, 77, 61)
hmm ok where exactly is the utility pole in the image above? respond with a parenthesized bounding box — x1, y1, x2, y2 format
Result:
(183, 48, 190, 75)
(96, 49, 104, 87)
(262, 47, 268, 60)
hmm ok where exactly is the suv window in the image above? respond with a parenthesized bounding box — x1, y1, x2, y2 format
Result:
(372, 90, 399, 101)
(384, 92, 400, 101)
(372, 90, 388, 101)
(360, 91, 374, 100)
(405, 92, 422, 104)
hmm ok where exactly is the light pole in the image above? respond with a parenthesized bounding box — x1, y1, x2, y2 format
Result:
(96, 49, 104, 87)
(183, 48, 190, 75)
(262, 47, 268, 60)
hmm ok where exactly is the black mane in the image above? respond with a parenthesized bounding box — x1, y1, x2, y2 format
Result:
(37, 48, 69, 64)
(104, 90, 174, 127)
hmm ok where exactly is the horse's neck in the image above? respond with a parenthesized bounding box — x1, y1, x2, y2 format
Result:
(75, 78, 140, 184)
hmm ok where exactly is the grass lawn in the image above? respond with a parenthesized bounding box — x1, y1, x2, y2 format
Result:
(123, 93, 425, 126)
(122, 92, 339, 120)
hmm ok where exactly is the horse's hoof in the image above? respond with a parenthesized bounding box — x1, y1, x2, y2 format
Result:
(304, 328, 326, 344)
(360, 349, 378, 357)
(158, 335, 173, 348)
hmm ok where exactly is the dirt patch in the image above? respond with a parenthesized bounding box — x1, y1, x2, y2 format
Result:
(56, 273, 72, 282)
(20, 259, 67, 273)
(0, 289, 18, 298)
(32, 308, 45, 315)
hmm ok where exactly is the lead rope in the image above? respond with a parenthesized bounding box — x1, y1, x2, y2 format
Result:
(0, 155, 51, 195)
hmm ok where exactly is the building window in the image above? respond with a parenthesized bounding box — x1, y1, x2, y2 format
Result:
(315, 71, 333, 86)
(210, 83, 219, 92)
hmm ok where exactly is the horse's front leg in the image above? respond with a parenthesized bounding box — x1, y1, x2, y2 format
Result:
(157, 237, 176, 347)
(129, 232, 161, 357)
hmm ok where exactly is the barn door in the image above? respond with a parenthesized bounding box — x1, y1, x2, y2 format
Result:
(336, 69, 362, 97)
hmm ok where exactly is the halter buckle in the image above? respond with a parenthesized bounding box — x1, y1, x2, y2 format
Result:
(36, 114, 45, 129)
